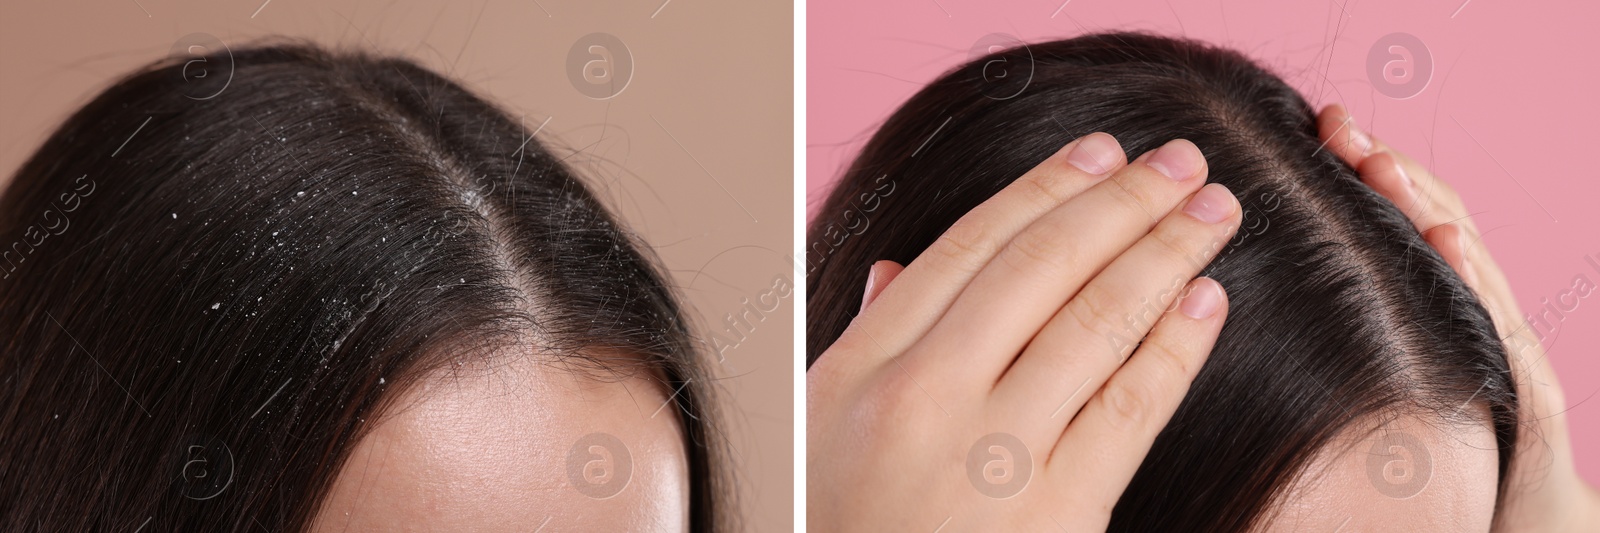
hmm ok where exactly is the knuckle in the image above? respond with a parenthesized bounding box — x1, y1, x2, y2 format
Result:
(1065, 283, 1125, 341)
(1096, 328, 1202, 432)
(1020, 162, 1083, 207)
(999, 222, 1074, 276)
(1106, 173, 1160, 221)
(854, 363, 941, 424)
(1142, 334, 1196, 381)
(1150, 223, 1206, 268)
(925, 216, 991, 274)
(1099, 374, 1157, 431)
(852, 369, 911, 422)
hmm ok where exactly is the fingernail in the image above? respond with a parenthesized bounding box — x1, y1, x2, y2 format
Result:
(1180, 278, 1224, 319)
(1183, 183, 1235, 224)
(1146, 139, 1203, 181)
(1065, 133, 1120, 175)
(860, 262, 880, 314)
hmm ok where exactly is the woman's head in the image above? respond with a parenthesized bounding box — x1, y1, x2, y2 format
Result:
(1, 44, 724, 531)
(807, 32, 1516, 531)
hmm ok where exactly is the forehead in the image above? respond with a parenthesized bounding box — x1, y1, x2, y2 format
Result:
(310, 356, 689, 532)
(1259, 412, 1500, 532)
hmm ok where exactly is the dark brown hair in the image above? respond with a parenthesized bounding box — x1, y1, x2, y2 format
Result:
(807, 32, 1517, 531)
(1, 43, 726, 531)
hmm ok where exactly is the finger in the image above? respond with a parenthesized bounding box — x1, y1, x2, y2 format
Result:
(906, 139, 1209, 388)
(1047, 277, 1228, 517)
(992, 184, 1240, 449)
(1356, 141, 1487, 295)
(1423, 224, 1480, 288)
(1312, 101, 1457, 215)
(858, 260, 904, 314)
(1362, 134, 1469, 232)
(827, 133, 1126, 375)
(826, 261, 908, 371)
(1320, 106, 1471, 236)
(1317, 103, 1373, 167)
(1356, 150, 1437, 227)
(1423, 224, 1468, 274)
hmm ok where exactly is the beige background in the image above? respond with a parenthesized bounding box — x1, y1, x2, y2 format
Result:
(0, 0, 793, 530)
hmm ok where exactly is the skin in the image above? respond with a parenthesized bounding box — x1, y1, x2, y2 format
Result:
(309, 353, 689, 532)
(1318, 103, 1600, 532)
(809, 134, 1240, 530)
(811, 122, 1598, 530)
(288, 105, 1598, 532)
(1261, 413, 1500, 532)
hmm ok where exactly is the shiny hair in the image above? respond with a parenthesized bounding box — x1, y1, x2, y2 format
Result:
(807, 32, 1517, 531)
(1, 44, 726, 531)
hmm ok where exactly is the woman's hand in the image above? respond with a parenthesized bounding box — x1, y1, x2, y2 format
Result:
(807, 133, 1240, 531)
(1318, 104, 1600, 532)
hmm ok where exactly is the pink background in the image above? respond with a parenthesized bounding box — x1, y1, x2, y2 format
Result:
(808, 0, 1600, 484)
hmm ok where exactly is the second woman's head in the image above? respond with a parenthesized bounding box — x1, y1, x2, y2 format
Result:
(807, 32, 1516, 532)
